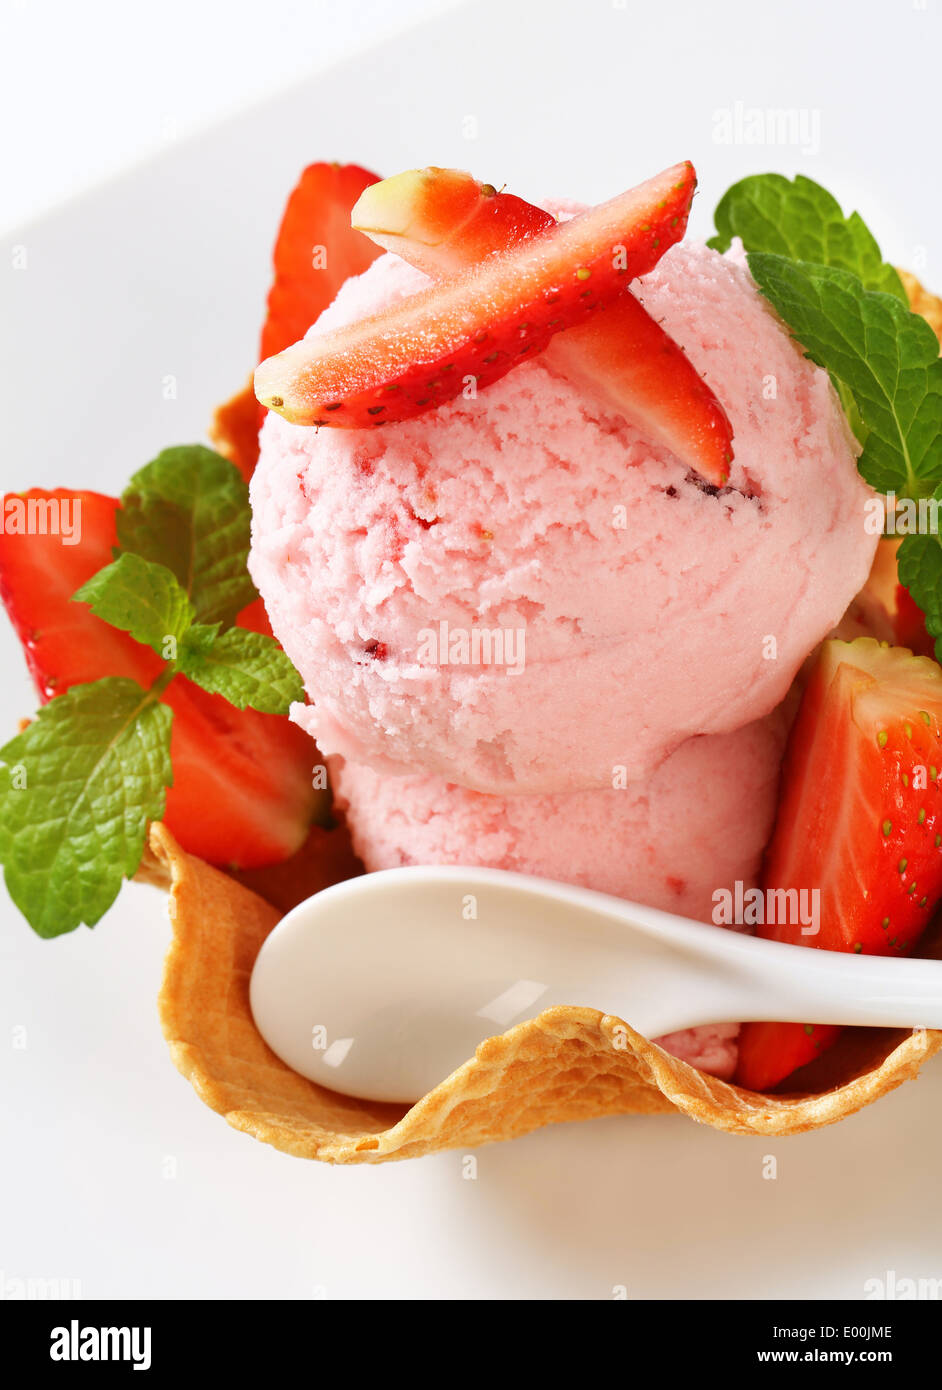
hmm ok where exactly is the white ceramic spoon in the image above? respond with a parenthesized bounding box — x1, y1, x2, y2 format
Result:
(249, 866, 942, 1103)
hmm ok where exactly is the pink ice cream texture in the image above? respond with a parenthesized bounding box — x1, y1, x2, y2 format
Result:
(250, 238, 876, 796)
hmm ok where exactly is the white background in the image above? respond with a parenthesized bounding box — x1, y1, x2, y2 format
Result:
(2, 0, 942, 1301)
(0, 0, 462, 233)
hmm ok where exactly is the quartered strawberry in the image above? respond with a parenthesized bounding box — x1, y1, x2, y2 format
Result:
(0, 490, 320, 870)
(351, 166, 558, 267)
(0, 490, 162, 700)
(352, 167, 733, 484)
(159, 674, 319, 868)
(255, 161, 699, 430)
(736, 638, 942, 1092)
(260, 161, 383, 364)
(558, 297, 733, 485)
(213, 164, 384, 481)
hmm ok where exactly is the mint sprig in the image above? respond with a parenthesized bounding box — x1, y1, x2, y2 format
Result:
(76, 553, 195, 658)
(709, 173, 906, 301)
(74, 545, 301, 713)
(0, 445, 311, 937)
(712, 172, 942, 665)
(0, 679, 173, 937)
(747, 254, 942, 498)
(117, 445, 257, 625)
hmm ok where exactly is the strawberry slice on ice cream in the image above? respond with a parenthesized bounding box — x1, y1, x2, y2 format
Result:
(736, 638, 942, 1091)
(352, 166, 733, 484)
(255, 161, 698, 430)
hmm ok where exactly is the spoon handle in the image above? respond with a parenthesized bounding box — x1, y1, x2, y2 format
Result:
(680, 924, 942, 1031)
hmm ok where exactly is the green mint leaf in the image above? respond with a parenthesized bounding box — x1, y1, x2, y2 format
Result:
(897, 527, 942, 662)
(74, 553, 194, 659)
(177, 620, 220, 657)
(747, 253, 942, 499)
(117, 445, 257, 626)
(0, 678, 173, 937)
(177, 626, 304, 714)
(709, 173, 906, 301)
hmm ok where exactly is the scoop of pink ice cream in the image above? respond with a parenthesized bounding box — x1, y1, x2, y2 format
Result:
(332, 710, 788, 1079)
(250, 237, 876, 795)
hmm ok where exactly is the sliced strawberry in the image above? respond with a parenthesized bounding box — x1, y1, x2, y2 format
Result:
(736, 1021, 842, 1093)
(160, 675, 319, 868)
(351, 166, 557, 268)
(260, 161, 383, 364)
(0, 490, 320, 869)
(0, 490, 162, 701)
(736, 638, 942, 1092)
(213, 164, 384, 479)
(255, 161, 698, 430)
(353, 168, 733, 484)
(548, 298, 732, 486)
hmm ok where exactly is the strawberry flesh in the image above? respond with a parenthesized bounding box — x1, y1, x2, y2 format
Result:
(213, 163, 384, 480)
(353, 167, 733, 484)
(260, 161, 383, 364)
(0, 490, 163, 700)
(255, 161, 698, 429)
(0, 490, 320, 869)
(352, 166, 557, 267)
(736, 638, 942, 1091)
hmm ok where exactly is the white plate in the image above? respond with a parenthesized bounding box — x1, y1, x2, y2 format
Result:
(2, 0, 941, 1300)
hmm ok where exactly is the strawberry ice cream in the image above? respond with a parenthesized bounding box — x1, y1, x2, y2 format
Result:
(250, 238, 876, 795)
(332, 711, 788, 1078)
(332, 715, 786, 921)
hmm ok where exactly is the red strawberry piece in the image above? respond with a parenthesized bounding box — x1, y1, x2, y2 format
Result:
(352, 167, 733, 484)
(555, 294, 733, 486)
(159, 675, 319, 869)
(255, 161, 699, 431)
(0, 490, 161, 700)
(0, 490, 319, 869)
(736, 638, 942, 1092)
(352, 166, 559, 267)
(260, 161, 383, 365)
(214, 164, 384, 480)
